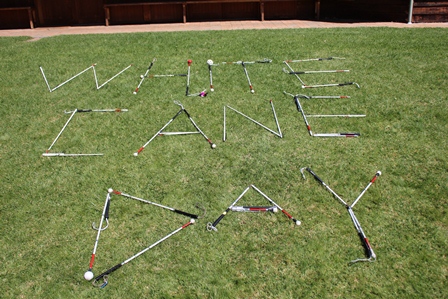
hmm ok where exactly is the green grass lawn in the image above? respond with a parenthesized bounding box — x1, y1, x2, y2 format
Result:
(0, 27, 447, 298)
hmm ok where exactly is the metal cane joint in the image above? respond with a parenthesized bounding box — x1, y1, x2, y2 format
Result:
(92, 275, 108, 288)
(206, 222, 217, 232)
(92, 218, 109, 231)
(174, 101, 184, 110)
(195, 203, 206, 219)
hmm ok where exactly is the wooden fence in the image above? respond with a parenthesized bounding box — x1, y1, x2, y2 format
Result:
(0, 0, 446, 29)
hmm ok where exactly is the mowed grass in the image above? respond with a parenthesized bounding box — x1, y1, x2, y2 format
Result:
(0, 27, 447, 298)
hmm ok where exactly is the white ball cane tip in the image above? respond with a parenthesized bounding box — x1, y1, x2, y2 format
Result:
(296, 220, 301, 226)
(211, 143, 217, 149)
(133, 152, 138, 156)
(107, 188, 113, 193)
(377, 171, 382, 176)
(273, 207, 278, 213)
(140, 75, 144, 79)
(84, 271, 94, 281)
(207, 59, 213, 65)
(210, 88, 214, 92)
(133, 91, 137, 95)
(190, 218, 195, 224)
(250, 90, 255, 93)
